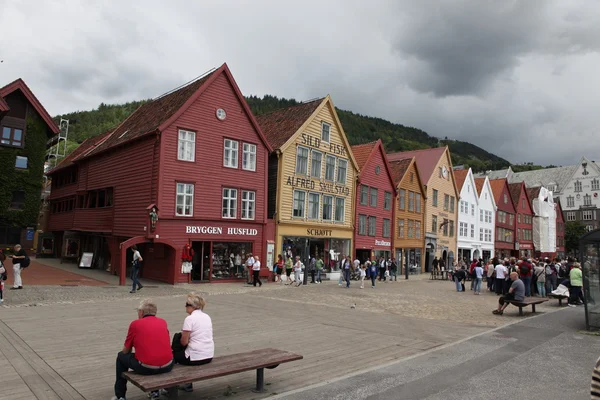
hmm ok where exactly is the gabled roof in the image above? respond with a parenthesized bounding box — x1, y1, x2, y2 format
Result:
(0, 96, 8, 114)
(527, 186, 542, 201)
(387, 147, 447, 183)
(509, 165, 576, 193)
(388, 157, 413, 186)
(351, 139, 396, 194)
(489, 178, 510, 205)
(474, 167, 513, 180)
(453, 169, 469, 192)
(47, 130, 112, 175)
(84, 63, 272, 159)
(474, 177, 486, 196)
(508, 183, 523, 209)
(0, 78, 59, 135)
(256, 98, 323, 150)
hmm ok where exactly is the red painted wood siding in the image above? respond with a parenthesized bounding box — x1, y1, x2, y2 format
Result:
(354, 148, 395, 251)
(515, 188, 534, 249)
(72, 208, 114, 232)
(157, 73, 268, 226)
(495, 183, 516, 250)
(48, 211, 74, 231)
(47, 183, 77, 200)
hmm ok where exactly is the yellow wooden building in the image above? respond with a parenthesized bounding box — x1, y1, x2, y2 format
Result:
(256, 96, 358, 273)
(389, 157, 427, 274)
(388, 147, 459, 271)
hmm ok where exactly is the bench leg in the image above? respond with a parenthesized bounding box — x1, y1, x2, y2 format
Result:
(532, 304, 536, 313)
(166, 386, 179, 399)
(252, 368, 266, 393)
(519, 307, 523, 316)
(558, 298, 562, 307)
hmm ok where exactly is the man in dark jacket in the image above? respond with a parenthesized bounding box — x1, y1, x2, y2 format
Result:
(454, 267, 467, 292)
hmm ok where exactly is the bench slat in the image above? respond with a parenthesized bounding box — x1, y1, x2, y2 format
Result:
(506, 298, 548, 306)
(123, 348, 303, 391)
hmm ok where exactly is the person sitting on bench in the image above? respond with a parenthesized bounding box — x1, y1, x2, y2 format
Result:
(171, 293, 214, 393)
(493, 272, 525, 315)
(113, 299, 173, 400)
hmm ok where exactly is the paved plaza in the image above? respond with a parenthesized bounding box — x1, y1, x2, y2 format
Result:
(0, 259, 596, 399)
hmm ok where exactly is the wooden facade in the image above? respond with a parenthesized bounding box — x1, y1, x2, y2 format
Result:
(509, 181, 534, 258)
(47, 64, 271, 285)
(389, 157, 426, 274)
(489, 178, 516, 259)
(351, 140, 396, 262)
(257, 96, 358, 275)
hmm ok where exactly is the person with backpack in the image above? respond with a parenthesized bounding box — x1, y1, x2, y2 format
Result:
(369, 260, 377, 288)
(545, 258, 558, 293)
(10, 244, 29, 290)
(473, 262, 484, 295)
(454, 266, 467, 292)
(519, 258, 533, 297)
(533, 261, 546, 297)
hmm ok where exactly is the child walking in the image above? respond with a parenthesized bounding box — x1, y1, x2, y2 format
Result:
(360, 265, 366, 289)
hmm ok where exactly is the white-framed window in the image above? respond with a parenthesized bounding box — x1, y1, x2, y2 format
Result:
(566, 211, 576, 221)
(311, 150, 322, 179)
(593, 179, 600, 191)
(471, 204, 474, 216)
(399, 189, 406, 210)
(485, 228, 492, 242)
(408, 191, 415, 212)
(242, 143, 257, 171)
(241, 190, 255, 220)
(322, 195, 333, 221)
(471, 224, 475, 238)
(308, 192, 320, 220)
(567, 196, 575, 207)
(359, 214, 367, 235)
(335, 197, 345, 222)
(583, 210, 593, 220)
(584, 194, 592, 206)
(587, 225, 595, 232)
(293, 190, 306, 218)
(15, 156, 28, 169)
(459, 222, 467, 237)
(368, 216, 376, 236)
(486, 210, 492, 223)
(415, 221, 421, 239)
(398, 219, 405, 238)
(325, 155, 336, 181)
(178, 129, 196, 161)
(296, 146, 309, 175)
(360, 185, 369, 205)
(408, 220, 414, 238)
(321, 122, 331, 142)
(337, 159, 348, 184)
(416, 193, 421, 213)
(222, 188, 238, 218)
(384, 191, 392, 210)
(460, 201, 465, 214)
(574, 180, 582, 192)
(223, 139, 239, 168)
(370, 188, 378, 207)
(176, 183, 194, 216)
(480, 228, 484, 241)
(383, 218, 391, 238)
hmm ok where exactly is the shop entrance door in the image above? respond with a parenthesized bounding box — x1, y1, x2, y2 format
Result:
(191, 241, 211, 282)
(309, 239, 325, 264)
(356, 249, 370, 263)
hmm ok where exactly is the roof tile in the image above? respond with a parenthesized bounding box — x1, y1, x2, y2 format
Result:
(255, 98, 324, 150)
(508, 182, 523, 209)
(351, 141, 378, 170)
(47, 130, 112, 174)
(453, 169, 469, 191)
(387, 147, 446, 183)
(489, 178, 508, 204)
(388, 158, 413, 186)
(474, 177, 486, 196)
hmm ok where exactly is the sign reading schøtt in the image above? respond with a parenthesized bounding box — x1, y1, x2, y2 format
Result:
(375, 239, 391, 247)
(185, 226, 258, 236)
(307, 228, 332, 237)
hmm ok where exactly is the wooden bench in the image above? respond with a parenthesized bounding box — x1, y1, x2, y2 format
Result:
(123, 348, 302, 398)
(547, 293, 569, 306)
(504, 297, 549, 316)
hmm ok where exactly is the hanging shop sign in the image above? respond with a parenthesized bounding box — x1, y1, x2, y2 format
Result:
(185, 226, 258, 236)
(306, 228, 333, 237)
(375, 239, 391, 247)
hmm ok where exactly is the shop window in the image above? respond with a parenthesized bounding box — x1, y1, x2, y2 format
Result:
(311, 150, 322, 178)
(325, 155, 335, 181)
(336, 159, 347, 184)
(178, 129, 195, 162)
(397, 219, 404, 238)
(334, 197, 345, 222)
(9, 191, 25, 210)
(223, 139, 239, 168)
(322, 195, 333, 221)
(293, 190, 306, 218)
(399, 189, 405, 210)
(432, 189, 438, 207)
(368, 216, 376, 236)
(358, 214, 367, 235)
(241, 190, 255, 220)
(370, 188, 378, 207)
(360, 185, 368, 205)
(242, 143, 257, 171)
(1, 126, 23, 147)
(384, 191, 392, 210)
(321, 122, 331, 142)
(212, 242, 253, 280)
(15, 156, 27, 169)
(383, 218, 391, 237)
(308, 192, 320, 220)
(295, 146, 309, 175)
(222, 188, 238, 219)
(176, 183, 194, 216)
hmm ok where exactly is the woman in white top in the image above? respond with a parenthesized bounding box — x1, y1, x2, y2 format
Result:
(252, 256, 262, 287)
(174, 293, 214, 362)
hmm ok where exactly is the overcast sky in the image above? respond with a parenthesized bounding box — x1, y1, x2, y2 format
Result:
(2, 0, 599, 165)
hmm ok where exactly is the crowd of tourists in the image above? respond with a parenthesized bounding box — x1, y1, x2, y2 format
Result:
(449, 256, 586, 310)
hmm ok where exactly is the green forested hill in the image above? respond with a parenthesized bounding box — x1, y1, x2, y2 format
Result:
(54, 94, 511, 172)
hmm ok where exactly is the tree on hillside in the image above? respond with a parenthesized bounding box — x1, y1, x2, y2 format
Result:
(565, 221, 587, 255)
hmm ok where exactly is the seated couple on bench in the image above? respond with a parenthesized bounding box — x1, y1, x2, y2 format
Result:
(112, 294, 213, 400)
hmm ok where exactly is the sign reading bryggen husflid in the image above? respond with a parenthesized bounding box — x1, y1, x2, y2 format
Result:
(257, 95, 358, 275)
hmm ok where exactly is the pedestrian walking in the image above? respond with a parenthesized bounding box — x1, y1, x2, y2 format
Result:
(568, 262, 583, 306)
(360, 265, 366, 289)
(454, 267, 467, 292)
(252, 256, 262, 287)
(309, 255, 316, 284)
(275, 254, 284, 283)
(315, 256, 324, 283)
(378, 257, 387, 282)
(9, 244, 29, 290)
(545, 258, 558, 293)
(534, 261, 546, 297)
(473, 262, 484, 294)
(245, 253, 255, 285)
(342, 256, 351, 288)
(487, 258, 496, 292)
(390, 258, 398, 281)
(284, 256, 293, 285)
(369, 261, 377, 288)
(293, 256, 303, 287)
(129, 245, 143, 294)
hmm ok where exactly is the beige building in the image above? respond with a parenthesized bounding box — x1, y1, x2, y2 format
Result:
(257, 96, 358, 276)
(388, 147, 459, 271)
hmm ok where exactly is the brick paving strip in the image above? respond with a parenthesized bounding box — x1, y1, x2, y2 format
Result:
(0, 263, 563, 399)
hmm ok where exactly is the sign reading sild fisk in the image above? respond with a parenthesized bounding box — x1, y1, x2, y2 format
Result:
(301, 133, 346, 156)
(185, 226, 258, 236)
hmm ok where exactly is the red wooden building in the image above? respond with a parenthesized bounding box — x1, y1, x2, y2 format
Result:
(508, 181, 534, 258)
(47, 64, 272, 285)
(489, 179, 516, 259)
(351, 140, 396, 261)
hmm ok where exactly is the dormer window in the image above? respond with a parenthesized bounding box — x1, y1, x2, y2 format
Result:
(321, 122, 331, 142)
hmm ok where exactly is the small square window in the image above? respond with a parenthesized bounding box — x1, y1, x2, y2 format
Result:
(321, 122, 331, 142)
(15, 156, 28, 169)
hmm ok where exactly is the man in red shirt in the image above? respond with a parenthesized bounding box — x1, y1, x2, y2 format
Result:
(113, 299, 173, 400)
